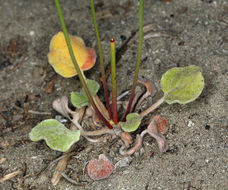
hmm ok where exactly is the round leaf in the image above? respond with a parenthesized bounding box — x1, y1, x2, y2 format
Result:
(120, 113, 142, 132)
(71, 79, 100, 108)
(161, 65, 204, 104)
(29, 119, 81, 152)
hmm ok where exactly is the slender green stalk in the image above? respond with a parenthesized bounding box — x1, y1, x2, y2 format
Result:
(54, 0, 113, 129)
(90, 0, 112, 119)
(123, 0, 143, 121)
(110, 38, 118, 124)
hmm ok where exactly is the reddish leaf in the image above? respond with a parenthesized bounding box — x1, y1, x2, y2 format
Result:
(151, 115, 169, 134)
(87, 154, 114, 180)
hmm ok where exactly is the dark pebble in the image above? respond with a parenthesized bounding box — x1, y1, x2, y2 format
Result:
(205, 124, 210, 130)
(120, 35, 127, 41)
(170, 14, 174, 18)
(15, 100, 22, 107)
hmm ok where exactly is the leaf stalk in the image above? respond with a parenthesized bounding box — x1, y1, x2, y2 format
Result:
(123, 0, 144, 121)
(139, 96, 165, 117)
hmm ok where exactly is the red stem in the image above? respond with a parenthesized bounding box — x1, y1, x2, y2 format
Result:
(122, 86, 136, 121)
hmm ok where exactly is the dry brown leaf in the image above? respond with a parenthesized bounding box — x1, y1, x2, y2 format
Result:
(45, 75, 57, 94)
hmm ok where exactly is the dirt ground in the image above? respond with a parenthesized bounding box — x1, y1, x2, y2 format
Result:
(0, 0, 227, 189)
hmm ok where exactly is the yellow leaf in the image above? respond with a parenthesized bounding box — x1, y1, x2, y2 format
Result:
(48, 32, 96, 78)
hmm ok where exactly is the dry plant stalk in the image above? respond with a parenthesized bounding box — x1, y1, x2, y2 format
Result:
(0, 170, 22, 183)
(0, 158, 7, 164)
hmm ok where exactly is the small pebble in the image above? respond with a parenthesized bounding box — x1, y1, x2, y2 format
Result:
(187, 120, 194, 127)
(123, 170, 130, 175)
(55, 115, 67, 123)
(115, 157, 131, 169)
(205, 124, 210, 130)
(154, 58, 161, 65)
(29, 30, 35, 36)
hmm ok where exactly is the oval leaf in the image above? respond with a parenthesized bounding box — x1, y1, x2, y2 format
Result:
(161, 65, 204, 104)
(29, 119, 81, 152)
(120, 113, 142, 132)
(71, 79, 100, 108)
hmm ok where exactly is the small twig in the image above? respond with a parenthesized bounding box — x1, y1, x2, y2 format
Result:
(28, 110, 52, 115)
(144, 31, 177, 40)
(0, 158, 7, 164)
(0, 111, 9, 121)
(117, 91, 129, 101)
(110, 90, 129, 105)
(35, 153, 75, 178)
(35, 165, 49, 177)
(51, 151, 73, 186)
(83, 136, 105, 143)
(17, 163, 27, 189)
(0, 170, 22, 183)
(60, 172, 85, 186)
(49, 153, 75, 169)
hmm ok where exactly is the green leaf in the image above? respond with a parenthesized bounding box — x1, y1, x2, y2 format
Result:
(161, 65, 204, 104)
(119, 113, 142, 132)
(71, 92, 89, 108)
(29, 119, 81, 152)
(71, 79, 100, 108)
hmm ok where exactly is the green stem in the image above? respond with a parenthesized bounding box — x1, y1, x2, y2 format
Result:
(54, 0, 113, 129)
(90, 0, 112, 119)
(123, 0, 143, 121)
(110, 38, 118, 124)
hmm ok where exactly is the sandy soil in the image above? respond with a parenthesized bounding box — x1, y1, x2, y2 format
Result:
(0, 0, 227, 189)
